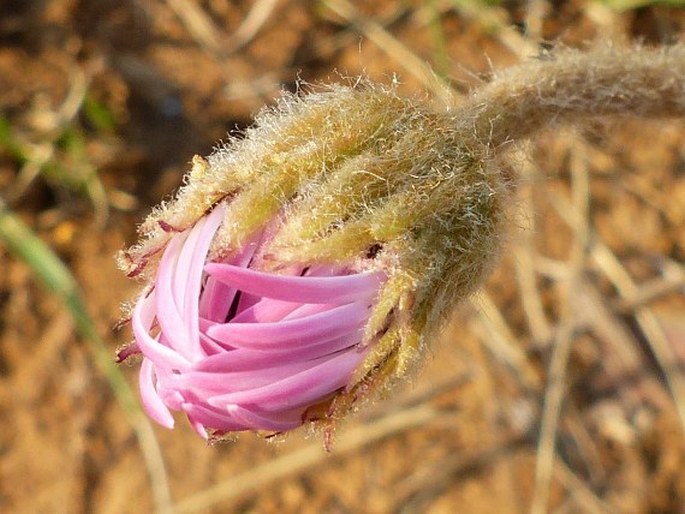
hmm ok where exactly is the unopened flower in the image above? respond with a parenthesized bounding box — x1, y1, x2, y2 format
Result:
(118, 81, 509, 440)
(117, 43, 685, 441)
(147, 51, 685, 440)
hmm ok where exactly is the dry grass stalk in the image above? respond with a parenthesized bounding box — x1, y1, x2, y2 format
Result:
(531, 141, 591, 514)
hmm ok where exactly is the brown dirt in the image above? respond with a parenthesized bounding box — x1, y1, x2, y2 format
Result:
(1, 1, 685, 513)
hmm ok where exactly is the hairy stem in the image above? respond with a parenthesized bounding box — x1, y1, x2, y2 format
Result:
(459, 43, 685, 147)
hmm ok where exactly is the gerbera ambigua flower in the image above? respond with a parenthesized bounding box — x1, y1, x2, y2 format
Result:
(114, 42, 685, 442)
(118, 80, 512, 441)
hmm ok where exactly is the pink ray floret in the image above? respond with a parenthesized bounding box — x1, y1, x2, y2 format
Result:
(128, 203, 385, 438)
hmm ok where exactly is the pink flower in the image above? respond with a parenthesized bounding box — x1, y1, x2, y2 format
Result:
(118, 81, 511, 442)
(122, 203, 386, 439)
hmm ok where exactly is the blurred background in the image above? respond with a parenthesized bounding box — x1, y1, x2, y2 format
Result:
(1, 1, 684, 513)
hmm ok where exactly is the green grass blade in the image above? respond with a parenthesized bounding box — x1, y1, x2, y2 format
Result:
(0, 200, 172, 514)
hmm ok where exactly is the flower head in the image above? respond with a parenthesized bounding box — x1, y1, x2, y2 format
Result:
(119, 81, 510, 440)
(123, 202, 386, 439)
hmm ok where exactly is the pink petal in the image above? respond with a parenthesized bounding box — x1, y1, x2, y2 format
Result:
(194, 330, 362, 372)
(199, 330, 231, 354)
(208, 348, 366, 411)
(179, 204, 226, 356)
(155, 206, 225, 360)
(198, 275, 237, 323)
(226, 404, 302, 431)
(281, 302, 339, 320)
(188, 418, 209, 439)
(139, 359, 175, 428)
(206, 301, 370, 349)
(132, 290, 190, 370)
(181, 402, 250, 432)
(153, 368, 186, 411)
(229, 297, 304, 323)
(155, 234, 194, 357)
(198, 238, 259, 322)
(204, 263, 384, 304)
(174, 354, 333, 393)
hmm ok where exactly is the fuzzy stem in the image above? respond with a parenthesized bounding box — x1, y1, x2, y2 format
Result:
(459, 43, 685, 147)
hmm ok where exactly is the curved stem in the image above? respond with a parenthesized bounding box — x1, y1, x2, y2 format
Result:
(457, 43, 685, 147)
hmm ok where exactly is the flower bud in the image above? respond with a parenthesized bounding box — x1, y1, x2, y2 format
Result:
(118, 82, 510, 440)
